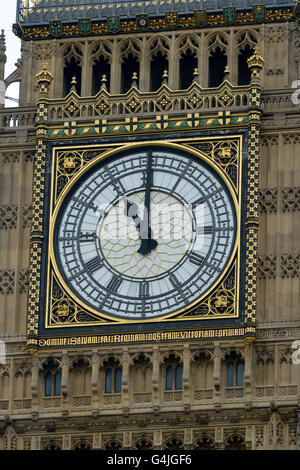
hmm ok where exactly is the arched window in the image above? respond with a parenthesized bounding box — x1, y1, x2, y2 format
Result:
(166, 365, 173, 391)
(150, 51, 168, 91)
(238, 44, 254, 85)
(225, 351, 244, 387)
(54, 371, 61, 396)
(164, 355, 182, 391)
(105, 368, 113, 394)
(92, 56, 110, 94)
(115, 368, 122, 393)
(103, 358, 122, 394)
(175, 365, 182, 390)
(63, 56, 82, 96)
(42, 358, 61, 397)
(209, 46, 227, 87)
(121, 53, 139, 93)
(44, 372, 52, 397)
(179, 49, 198, 89)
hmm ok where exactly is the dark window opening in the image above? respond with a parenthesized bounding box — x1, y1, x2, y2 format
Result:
(225, 351, 244, 387)
(150, 51, 168, 91)
(45, 372, 52, 397)
(209, 47, 227, 88)
(115, 368, 122, 393)
(105, 368, 112, 394)
(121, 54, 139, 93)
(63, 57, 82, 96)
(180, 49, 198, 89)
(92, 56, 110, 94)
(166, 365, 173, 391)
(238, 45, 254, 85)
(44, 370, 61, 397)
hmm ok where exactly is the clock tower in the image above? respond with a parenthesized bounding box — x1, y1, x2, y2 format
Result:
(0, 0, 299, 450)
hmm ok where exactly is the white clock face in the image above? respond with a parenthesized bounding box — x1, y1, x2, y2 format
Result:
(53, 146, 237, 320)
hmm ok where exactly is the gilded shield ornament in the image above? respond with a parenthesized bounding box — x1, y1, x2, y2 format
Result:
(49, 20, 62, 37)
(194, 10, 208, 26)
(78, 18, 92, 35)
(253, 5, 266, 22)
(223, 7, 237, 24)
(107, 16, 121, 33)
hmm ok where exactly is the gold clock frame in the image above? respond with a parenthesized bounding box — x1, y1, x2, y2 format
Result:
(46, 138, 242, 328)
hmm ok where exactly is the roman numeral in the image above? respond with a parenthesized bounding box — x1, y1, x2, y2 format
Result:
(84, 256, 103, 273)
(169, 273, 180, 288)
(189, 252, 205, 266)
(79, 232, 96, 243)
(107, 275, 122, 292)
(139, 281, 149, 297)
(196, 225, 214, 235)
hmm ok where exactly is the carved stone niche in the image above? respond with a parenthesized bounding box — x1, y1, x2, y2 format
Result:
(258, 188, 277, 214)
(257, 255, 277, 279)
(281, 253, 300, 278)
(0, 269, 15, 294)
(282, 187, 300, 212)
(0, 205, 18, 230)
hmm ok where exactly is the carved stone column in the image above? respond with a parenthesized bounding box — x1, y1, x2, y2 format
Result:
(121, 348, 130, 411)
(296, 409, 300, 450)
(61, 352, 69, 414)
(184, 428, 193, 450)
(152, 346, 160, 411)
(215, 427, 224, 450)
(30, 355, 40, 414)
(153, 430, 163, 450)
(244, 342, 253, 400)
(0, 30, 6, 108)
(110, 39, 121, 94)
(91, 350, 100, 412)
(182, 343, 190, 409)
(213, 342, 221, 407)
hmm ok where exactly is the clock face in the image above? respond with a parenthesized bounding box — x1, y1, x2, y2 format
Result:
(53, 146, 237, 320)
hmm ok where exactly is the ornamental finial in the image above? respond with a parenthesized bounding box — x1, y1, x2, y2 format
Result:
(35, 62, 53, 95)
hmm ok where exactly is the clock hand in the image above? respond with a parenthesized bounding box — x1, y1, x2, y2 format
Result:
(137, 151, 158, 255)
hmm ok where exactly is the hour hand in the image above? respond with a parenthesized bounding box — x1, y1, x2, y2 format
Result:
(137, 228, 158, 255)
(125, 200, 157, 255)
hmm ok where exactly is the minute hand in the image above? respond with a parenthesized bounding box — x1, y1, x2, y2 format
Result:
(137, 151, 158, 255)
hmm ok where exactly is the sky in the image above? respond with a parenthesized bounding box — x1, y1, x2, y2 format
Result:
(0, 0, 21, 106)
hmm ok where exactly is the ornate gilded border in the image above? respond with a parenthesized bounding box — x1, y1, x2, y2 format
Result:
(45, 137, 242, 328)
(14, 6, 294, 41)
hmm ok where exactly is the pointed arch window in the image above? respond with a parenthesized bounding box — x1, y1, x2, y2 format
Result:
(104, 360, 122, 394)
(45, 372, 52, 397)
(179, 49, 198, 89)
(209, 46, 227, 87)
(150, 51, 168, 91)
(225, 351, 244, 387)
(92, 56, 110, 94)
(121, 53, 139, 93)
(238, 44, 254, 85)
(164, 356, 182, 391)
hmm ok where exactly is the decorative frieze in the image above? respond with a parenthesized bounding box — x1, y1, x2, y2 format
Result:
(259, 186, 300, 213)
(257, 255, 276, 279)
(0, 268, 31, 294)
(0, 205, 18, 230)
(258, 254, 300, 279)
(0, 269, 15, 294)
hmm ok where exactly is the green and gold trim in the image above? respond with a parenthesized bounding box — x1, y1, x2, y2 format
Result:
(14, 6, 295, 41)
